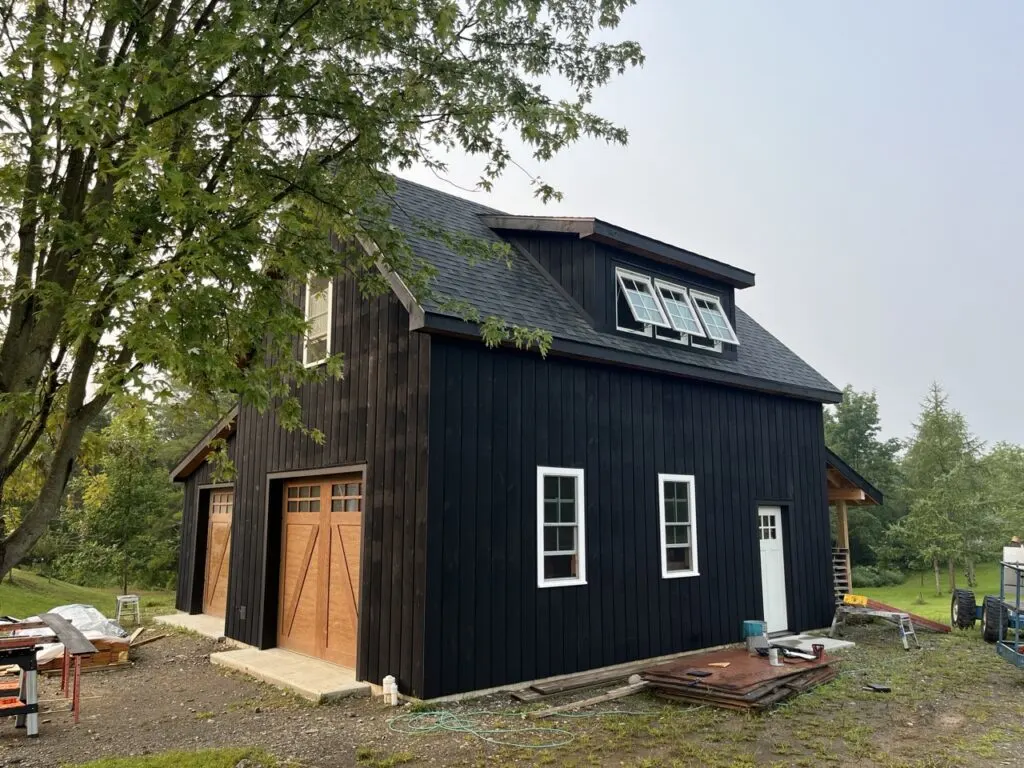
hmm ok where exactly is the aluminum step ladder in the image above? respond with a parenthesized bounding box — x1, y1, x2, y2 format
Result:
(898, 615, 919, 650)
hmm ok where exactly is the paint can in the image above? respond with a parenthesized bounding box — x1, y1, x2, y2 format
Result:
(768, 648, 782, 667)
(812, 643, 825, 660)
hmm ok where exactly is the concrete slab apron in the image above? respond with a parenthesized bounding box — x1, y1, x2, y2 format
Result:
(154, 612, 230, 641)
(210, 648, 371, 703)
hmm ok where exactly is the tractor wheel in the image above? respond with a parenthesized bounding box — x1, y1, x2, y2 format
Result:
(982, 596, 1008, 643)
(950, 588, 976, 629)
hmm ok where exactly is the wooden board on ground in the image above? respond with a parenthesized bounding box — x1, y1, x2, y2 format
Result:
(511, 655, 678, 702)
(129, 633, 167, 648)
(529, 681, 649, 719)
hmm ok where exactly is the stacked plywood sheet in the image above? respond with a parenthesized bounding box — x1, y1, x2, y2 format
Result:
(642, 647, 837, 711)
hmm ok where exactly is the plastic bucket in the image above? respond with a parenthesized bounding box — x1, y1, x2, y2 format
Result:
(742, 620, 767, 638)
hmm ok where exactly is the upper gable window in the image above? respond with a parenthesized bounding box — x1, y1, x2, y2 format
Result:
(615, 270, 671, 335)
(690, 291, 739, 345)
(303, 276, 332, 366)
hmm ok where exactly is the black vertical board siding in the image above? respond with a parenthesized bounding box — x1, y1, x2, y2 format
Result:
(491, 352, 509, 687)
(585, 369, 604, 669)
(176, 278, 431, 697)
(422, 337, 832, 697)
(475, 352, 495, 689)
(505, 353, 524, 686)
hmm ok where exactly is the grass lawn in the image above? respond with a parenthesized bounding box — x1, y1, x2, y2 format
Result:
(857, 562, 1001, 623)
(70, 748, 279, 768)
(0, 568, 175, 621)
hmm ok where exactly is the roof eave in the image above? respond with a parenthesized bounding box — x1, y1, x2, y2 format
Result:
(826, 448, 885, 505)
(479, 215, 756, 289)
(419, 312, 841, 404)
(170, 406, 239, 482)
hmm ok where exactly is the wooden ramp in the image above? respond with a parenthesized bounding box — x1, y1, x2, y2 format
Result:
(864, 599, 950, 633)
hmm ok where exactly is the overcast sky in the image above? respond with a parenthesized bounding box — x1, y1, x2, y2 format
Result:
(400, 1, 1024, 446)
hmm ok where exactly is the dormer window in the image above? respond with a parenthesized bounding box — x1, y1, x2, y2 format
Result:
(615, 267, 738, 351)
(653, 280, 706, 338)
(690, 291, 739, 345)
(615, 270, 670, 335)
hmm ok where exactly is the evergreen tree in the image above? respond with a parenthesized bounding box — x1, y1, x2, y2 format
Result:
(893, 383, 988, 593)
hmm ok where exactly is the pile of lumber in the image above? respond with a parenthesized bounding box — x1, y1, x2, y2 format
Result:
(642, 647, 838, 711)
(39, 636, 130, 673)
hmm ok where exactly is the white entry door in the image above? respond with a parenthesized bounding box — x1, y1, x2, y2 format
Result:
(758, 506, 789, 633)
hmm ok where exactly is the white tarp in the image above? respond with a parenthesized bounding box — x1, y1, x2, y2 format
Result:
(45, 604, 127, 638)
(7, 604, 127, 640)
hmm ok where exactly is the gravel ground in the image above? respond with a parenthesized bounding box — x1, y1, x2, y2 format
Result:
(0, 632, 422, 768)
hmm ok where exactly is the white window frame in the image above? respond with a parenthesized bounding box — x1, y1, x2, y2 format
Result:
(537, 466, 587, 588)
(689, 290, 739, 346)
(615, 268, 671, 332)
(302, 276, 333, 367)
(653, 279, 707, 338)
(658, 473, 699, 579)
(654, 324, 688, 346)
(689, 334, 723, 353)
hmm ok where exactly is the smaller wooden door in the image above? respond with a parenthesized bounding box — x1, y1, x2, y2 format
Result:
(278, 475, 363, 668)
(203, 489, 234, 618)
(758, 506, 789, 633)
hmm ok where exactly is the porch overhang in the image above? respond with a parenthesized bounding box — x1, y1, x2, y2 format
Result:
(826, 449, 883, 596)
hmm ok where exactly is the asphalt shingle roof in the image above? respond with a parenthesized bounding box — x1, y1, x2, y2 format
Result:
(388, 177, 839, 402)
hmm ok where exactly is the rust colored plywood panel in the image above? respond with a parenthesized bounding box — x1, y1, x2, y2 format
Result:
(203, 490, 234, 618)
(279, 476, 363, 667)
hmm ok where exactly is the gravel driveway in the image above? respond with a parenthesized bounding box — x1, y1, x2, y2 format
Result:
(0, 632, 407, 767)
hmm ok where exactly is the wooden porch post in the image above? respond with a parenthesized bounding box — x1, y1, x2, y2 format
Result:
(835, 500, 851, 589)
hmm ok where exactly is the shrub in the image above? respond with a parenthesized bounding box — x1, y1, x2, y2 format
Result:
(852, 565, 905, 588)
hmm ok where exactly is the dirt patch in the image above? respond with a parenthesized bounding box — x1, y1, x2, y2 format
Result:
(0, 625, 1022, 767)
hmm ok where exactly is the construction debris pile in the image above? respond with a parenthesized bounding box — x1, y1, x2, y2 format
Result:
(641, 647, 838, 711)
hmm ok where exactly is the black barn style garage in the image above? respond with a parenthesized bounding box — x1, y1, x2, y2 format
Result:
(173, 178, 844, 699)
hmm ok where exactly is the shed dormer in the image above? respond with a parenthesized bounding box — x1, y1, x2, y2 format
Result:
(481, 216, 754, 357)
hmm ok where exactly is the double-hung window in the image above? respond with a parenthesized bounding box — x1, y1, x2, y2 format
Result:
(658, 474, 699, 578)
(537, 467, 587, 587)
(303, 276, 332, 366)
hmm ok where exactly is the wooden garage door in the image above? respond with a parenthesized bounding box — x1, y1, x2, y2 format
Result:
(278, 475, 363, 667)
(203, 490, 234, 618)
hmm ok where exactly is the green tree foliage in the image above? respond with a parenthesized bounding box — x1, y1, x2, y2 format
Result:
(0, 0, 643, 576)
(55, 401, 182, 592)
(980, 443, 1024, 537)
(823, 386, 904, 564)
(885, 383, 992, 593)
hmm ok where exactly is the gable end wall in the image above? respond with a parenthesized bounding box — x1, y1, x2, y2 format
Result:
(176, 278, 431, 696)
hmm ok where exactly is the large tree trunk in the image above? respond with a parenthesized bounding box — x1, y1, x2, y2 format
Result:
(948, 558, 957, 591)
(933, 558, 942, 596)
(967, 559, 977, 588)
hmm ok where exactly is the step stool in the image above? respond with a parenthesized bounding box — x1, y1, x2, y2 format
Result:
(114, 595, 141, 626)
